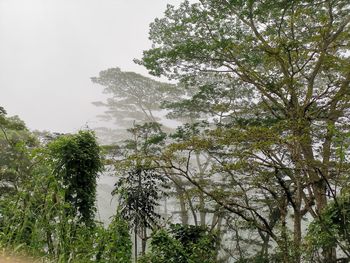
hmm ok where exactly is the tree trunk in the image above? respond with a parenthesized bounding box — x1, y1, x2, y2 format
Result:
(301, 126, 337, 262)
(293, 208, 301, 263)
(141, 226, 147, 256)
(134, 227, 138, 263)
(175, 185, 189, 225)
(199, 193, 206, 226)
(280, 200, 290, 263)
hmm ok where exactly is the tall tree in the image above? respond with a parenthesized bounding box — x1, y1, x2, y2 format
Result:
(112, 122, 169, 260)
(140, 1, 350, 262)
(91, 67, 182, 129)
(49, 130, 103, 226)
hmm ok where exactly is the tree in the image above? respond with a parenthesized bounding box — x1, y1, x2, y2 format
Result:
(49, 130, 103, 226)
(91, 67, 182, 129)
(140, 1, 350, 262)
(0, 107, 36, 197)
(113, 122, 169, 260)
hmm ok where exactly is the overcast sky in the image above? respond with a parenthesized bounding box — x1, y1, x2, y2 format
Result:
(0, 0, 182, 133)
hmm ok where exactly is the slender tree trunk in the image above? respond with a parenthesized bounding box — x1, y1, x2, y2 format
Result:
(321, 120, 337, 262)
(174, 185, 189, 225)
(134, 227, 138, 263)
(141, 226, 147, 256)
(293, 170, 302, 263)
(287, 119, 304, 263)
(199, 193, 206, 226)
(293, 207, 301, 263)
(280, 200, 290, 263)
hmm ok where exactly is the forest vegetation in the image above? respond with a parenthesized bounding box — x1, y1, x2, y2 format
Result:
(1, 0, 350, 262)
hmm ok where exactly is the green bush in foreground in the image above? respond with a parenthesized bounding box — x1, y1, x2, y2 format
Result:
(139, 224, 219, 263)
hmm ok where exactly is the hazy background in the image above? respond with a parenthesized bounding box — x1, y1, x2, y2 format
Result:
(0, 0, 182, 133)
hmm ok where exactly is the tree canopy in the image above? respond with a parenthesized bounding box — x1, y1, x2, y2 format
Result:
(138, 1, 350, 262)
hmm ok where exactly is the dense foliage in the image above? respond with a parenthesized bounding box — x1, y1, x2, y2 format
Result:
(0, 112, 132, 262)
(1, 0, 350, 262)
(49, 131, 103, 226)
(139, 224, 219, 263)
(137, 0, 350, 262)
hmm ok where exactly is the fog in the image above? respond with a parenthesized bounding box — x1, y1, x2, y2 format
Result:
(0, 0, 181, 133)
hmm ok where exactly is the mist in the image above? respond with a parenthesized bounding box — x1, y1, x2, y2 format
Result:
(0, 0, 181, 133)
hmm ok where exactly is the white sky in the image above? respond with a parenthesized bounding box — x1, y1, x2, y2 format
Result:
(0, 0, 182, 133)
